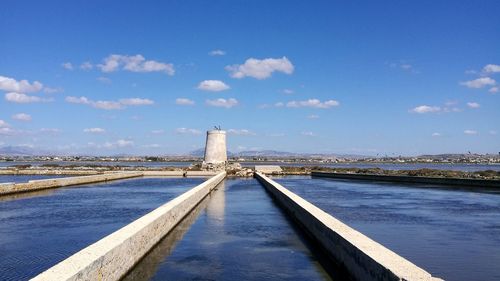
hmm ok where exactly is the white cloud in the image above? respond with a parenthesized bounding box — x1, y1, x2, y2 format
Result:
(307, 114, 320, 119)
(301, 131, 316, 137)
(0, 127, 16, 136)
(80, 62, 93, 70)
(0, 75, 43, 93)
(119, 98, 154, 106)
(83, 127, 106, 134)
(0, 120, 9, 127)
(43, 87, 63, 94)
(61, 62, 73, 70)
(175, 128, 202, 135)
(227, 129, 256, 136)
(151, 129, 164, 134)
(5, 92, 51, 103)
(197, 80, 230, 92)
(282, 89, 294, 94)
(432, 132, 441, 137)
(65, 96, 154, 110)
(286, 99, 339, 109)
(206, 98, 238, 108)
(410, 105, 441, 114)
(466, 102, 480, 108)
(226, 57, 294, 79)
(98, 54, 174, 75)
(400, 64, 412, 70)
(176, 98, 195, 105)
(65, 96, 91, 104)
(465, 69, 477, 75)
(97, 77, 112, 84)
(464, 130, 477, 135)
(482, 64, 500, 73)
(275, 102, 284, 107)
(12, 113, 31, 121)
(489, 87, 498, 94)
(102, 139, 134, 149)
(93, 100, 124, 110)
(209, 50, 226, 56)
(460, 77, 496, 89)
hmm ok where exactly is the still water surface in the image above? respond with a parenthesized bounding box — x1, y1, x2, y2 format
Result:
(275, 176, 500, 281)
(124, 178, 333, 281)
(0, 177, 204, 281)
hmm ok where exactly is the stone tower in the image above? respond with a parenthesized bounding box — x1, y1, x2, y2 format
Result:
(203, 129, 227, 164)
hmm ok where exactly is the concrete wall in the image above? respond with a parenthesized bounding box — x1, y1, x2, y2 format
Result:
(0, 172, 143, 196)
(312, 171, 500, 188)
(255, 172, 442, 281)
(204, 130, 227, 164)
(31, 172, 226, 281)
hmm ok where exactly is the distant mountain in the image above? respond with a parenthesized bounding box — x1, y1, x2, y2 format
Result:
(0, 145, 52, 156)
(188, 148, 205, 157)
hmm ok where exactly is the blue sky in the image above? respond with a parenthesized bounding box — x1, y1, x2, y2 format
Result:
(0, 0, 499, 156)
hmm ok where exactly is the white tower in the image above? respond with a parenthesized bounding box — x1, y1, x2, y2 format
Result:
(203, 129, 227, 164)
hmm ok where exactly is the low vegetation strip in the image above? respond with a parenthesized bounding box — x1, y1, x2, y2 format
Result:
(282, 166, 500, 180)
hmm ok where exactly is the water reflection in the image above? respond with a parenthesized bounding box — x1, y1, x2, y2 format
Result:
(124, 179, 333, 281)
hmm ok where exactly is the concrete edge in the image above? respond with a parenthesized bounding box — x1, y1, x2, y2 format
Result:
(255, 172, 443, 281)
(312, 171, 500, 188)
(31, 171, 226, 281)
(0, 172, 144, 196)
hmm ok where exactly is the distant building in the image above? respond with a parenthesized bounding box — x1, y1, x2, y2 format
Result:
(203, 129, 227, 164)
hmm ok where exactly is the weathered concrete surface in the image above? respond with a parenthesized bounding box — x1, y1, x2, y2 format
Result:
(255, 165, 283, 174)
(255, 172, 443, 281)
(0, 172, 143, 196)
(31, 172, 226, 281)
(203, 130, 227, 164)
(312, 171, 500, 188)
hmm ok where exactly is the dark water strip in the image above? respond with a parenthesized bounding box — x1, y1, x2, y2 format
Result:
(124, 178, 333, 281)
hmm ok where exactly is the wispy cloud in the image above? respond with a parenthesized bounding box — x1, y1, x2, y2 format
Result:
(227, 129, 256, 136)
(12, 113, 31, 121)
(209, 49, 226, 56)
(489, 87, 498, 94)
(286, 99, 339, 109)
(307, 114, 320, 119)
(61, 62, 73, 70)
(175, 98, 195, 105)
(460, 77, 496, 89)
(0, 75, 43, 93)
(80, 62, 93, 70)
(175, 128, 202, 135)
(464, 130, 477, 135)
(410, 105, 441, 114)
(151, 129, 165, 134)
(98, 54, 174, 75)
(66, 96, 154, 110)
(301, 131, 316, 137)
(206, 98, 238, 108)
(466, 102, 480, 108)
(432, 132, 442, 137)
(482, 64, 500, 74)
(5, 92, 52, 103)
(197, 80, 230, 92)
(83, 127, 106, 134)
(97, 77, 111, 84)
(226, 57, 294, 79)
